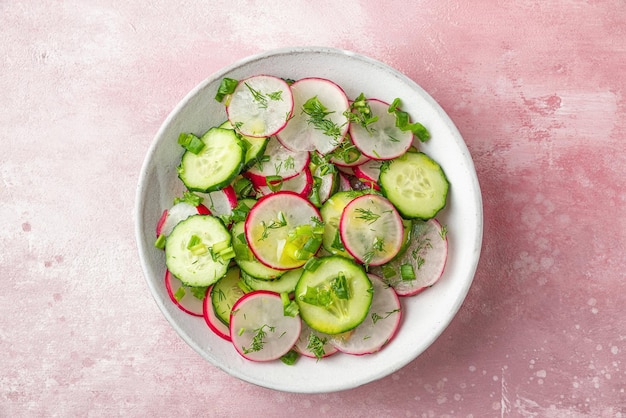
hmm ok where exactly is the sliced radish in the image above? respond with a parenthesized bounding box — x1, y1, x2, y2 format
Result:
(353, 159, 383, 185)
(376, 219, 448, 296)
(229, 291, 302, 361)
(202, 286, 231, 341)
(349, 98, 413, 160)
(165, 269, 204, 317)
(337, 172, 352, 192)
(226, 75, 293, 138)
(277, 77, 349, 155)
(294, 322, 338, 359)
(329, 274, 401, 355)
(197, 185, 238, 219)
(340, 194, 404, 266)
(256, 166, 313, 198)
(156, 201, 209, 237)
(245, 191, 323, 270)
(244, 136, 310, 183)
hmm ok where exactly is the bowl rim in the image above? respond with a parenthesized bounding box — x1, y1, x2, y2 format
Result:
(135, 46, 483, 393)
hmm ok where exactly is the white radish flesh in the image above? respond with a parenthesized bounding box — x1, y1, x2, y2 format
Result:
(226, 75, 293, 138)
(245, 191, 322, 270)
(165, 270, 204, 317)
(329, 274, 401, 355)
(295, 322, 338, 359)
(349, 98, 413, 160)
(340, 194, 404, 266)
(244, 136, 310, 182)
(156, 201, 209, 237)
(229, 291, 302, 361)
(377, 218, 448, 296)
(277, 77, 349, 155)
(256, 167, 313, 198)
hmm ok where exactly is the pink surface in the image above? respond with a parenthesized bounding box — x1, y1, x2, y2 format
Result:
(1, 1, 624, 416)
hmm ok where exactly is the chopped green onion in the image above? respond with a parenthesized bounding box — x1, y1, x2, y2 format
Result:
(331, 272, 349, 300)
(177, 132, 205, 154)
(381, 264, 397, 279)
(265, 175, 283, 192)
(187, 235, 202, 249)
(233, 177, 254, 198)
(303, 257, 322, 272)
(302, 236, 322, 254)
(218, 246, 235, 261)
(388, 98, 431, 142)
(212, 240, 230, 254)
(400, 263, 416, 281)
(173, 191, 203, 207)
(280, 349, 299, 365)
(154, 234, 166, 249)
(173, 287, 186, 302)
(281, 292, 300, 317)
(189, 286, 208, 300)
(215, 77, 238, 102)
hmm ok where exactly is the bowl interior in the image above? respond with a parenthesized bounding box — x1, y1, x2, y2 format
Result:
(135, 47, 483, 393)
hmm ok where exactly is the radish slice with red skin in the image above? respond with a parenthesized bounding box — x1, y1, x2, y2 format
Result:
(340, 194, 404, 266)
(256, 167, 313, 198)
(353, 159, 383, 185)
(226, 75, 293, 138)
(202, 285, 231, 341)
(375, 218, 448, 296)
(165, 270, 204, 317)
(337, 172, 352, 192)
(197, 185, 238, 219)
(294, 322, 338, 359)
(229, 291, 302, 362)
(244, 136, 310, 182)
(329, 274, 401, 355)
(245, 191, 323, 270)
(277, 77, 350, 155)
(349, 98, 413, 160)
(156, 201, 210, 237)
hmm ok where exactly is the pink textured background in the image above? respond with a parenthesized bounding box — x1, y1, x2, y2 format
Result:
(1, 1, 624, 416)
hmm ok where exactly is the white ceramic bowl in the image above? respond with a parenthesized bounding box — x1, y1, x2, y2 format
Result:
(135, 47, 483, 393)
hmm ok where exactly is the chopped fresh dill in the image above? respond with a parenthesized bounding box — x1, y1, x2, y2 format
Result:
(354, 208, 380, 224)
(242, 324, 275, 354)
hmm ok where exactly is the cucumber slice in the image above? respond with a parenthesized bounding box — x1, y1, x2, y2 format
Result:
(210, 266, 246, 325)
(295, 256, 373, 335)
(320, 190, 363, 259)
(240, 268, 302, 294)
(219, 120, 269, 169)
(379, 151, 449, 219)
(339, 194, 404, 267)
(165, 215, 231, 287)
(178, 127, 245, 193)
(202, 285, 231, 341)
